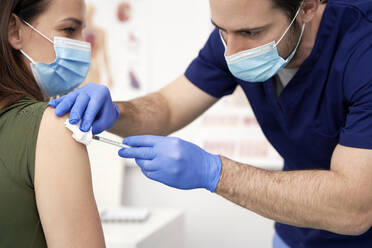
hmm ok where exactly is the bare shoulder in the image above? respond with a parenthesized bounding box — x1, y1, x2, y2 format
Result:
(35, 106, 92, 194)
(35, 107, 105, 247)
(37, 107, 87, 156)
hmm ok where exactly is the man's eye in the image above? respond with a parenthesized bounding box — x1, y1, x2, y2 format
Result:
(241, 31, 260, 37)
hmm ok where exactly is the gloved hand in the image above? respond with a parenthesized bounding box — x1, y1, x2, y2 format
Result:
(118, 135, 222, 192)
(48, 83, 119, 134)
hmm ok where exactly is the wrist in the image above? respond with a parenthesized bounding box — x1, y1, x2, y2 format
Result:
(205, 154, 222, 192)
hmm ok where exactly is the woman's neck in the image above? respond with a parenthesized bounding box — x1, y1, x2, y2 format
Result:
(0, 98, 10, 110)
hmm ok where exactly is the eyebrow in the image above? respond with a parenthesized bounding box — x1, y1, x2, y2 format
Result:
(60, 17, 83, 26)
(211, 20, 269, 33)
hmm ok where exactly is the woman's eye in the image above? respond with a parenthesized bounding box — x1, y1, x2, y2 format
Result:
(63, 27, 76, 34)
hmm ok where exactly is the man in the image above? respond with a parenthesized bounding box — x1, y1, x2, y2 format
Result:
(50, 0, 372, 247)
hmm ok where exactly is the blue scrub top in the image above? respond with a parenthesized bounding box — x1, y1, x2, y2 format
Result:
(185, 0, 372, 247)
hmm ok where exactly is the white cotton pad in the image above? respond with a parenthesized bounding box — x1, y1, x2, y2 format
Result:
(64, 119, 93, 146)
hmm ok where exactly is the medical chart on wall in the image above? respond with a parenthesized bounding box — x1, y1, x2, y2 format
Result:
(196, 88, 283, 168)
(85, 0, 151, 101)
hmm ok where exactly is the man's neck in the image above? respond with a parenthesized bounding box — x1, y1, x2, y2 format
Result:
(286, 3, 327, 69)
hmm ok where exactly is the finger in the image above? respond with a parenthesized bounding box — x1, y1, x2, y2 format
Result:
(91, 117, 114, 135)
(91, 121, 104, 135)
(123, 135, 164, 147)
(69, 93, 90, 124)
(48, 96, 66, 108)
(135, 159, 157, 172)
(80, 98, 105, 132)
(118, 147, 156, 160)
(54, 91, 79, 117)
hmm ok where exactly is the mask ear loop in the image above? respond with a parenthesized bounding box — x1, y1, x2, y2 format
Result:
(20, 49, 35, 64)
(21, 19, 54, 44)
(18, 19, 54, 64)
(219, 30, 227, 48)
(283, 23, 306, 62)
(275, 1, 304, 46)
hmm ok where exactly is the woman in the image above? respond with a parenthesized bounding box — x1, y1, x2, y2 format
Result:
(0, 0, 106, 247)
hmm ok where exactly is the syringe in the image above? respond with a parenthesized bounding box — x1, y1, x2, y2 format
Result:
(92, 135, 129, 148)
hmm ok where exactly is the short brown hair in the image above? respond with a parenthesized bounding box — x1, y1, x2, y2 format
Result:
(272, 0, 327, 19)
(0, 0, 51, 105)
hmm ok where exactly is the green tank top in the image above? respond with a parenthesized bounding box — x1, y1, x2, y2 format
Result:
(0, 98, 49, 248)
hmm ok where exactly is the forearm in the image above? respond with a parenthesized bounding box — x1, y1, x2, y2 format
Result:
(110, 92, 174, 137)
(216, 156, 371, 235)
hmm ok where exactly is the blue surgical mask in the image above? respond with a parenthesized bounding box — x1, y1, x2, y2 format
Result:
(221, 4, 305, 83)
(20, 21, 91, 97)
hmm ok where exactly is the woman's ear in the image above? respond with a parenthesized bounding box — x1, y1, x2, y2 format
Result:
(8, 14, 24, 50)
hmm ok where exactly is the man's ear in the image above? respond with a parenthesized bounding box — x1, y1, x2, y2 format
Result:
(8, 14, 24, 50)
(300, 0, 320, 23)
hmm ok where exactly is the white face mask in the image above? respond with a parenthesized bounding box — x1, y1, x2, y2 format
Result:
(221, 2, 305, 83)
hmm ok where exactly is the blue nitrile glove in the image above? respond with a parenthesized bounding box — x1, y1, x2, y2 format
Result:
(118, 135, 222, 192)
(48, 83, 119, 134)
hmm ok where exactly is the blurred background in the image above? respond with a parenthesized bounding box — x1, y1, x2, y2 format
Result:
(85, 0, 284, 247)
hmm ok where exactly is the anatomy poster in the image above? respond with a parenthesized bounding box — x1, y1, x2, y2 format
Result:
(85, 0, 151, 101)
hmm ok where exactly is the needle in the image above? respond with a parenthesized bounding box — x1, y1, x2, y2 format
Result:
(92, 135, 129, 148)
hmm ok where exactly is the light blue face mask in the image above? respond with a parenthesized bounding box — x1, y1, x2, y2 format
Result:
(20, 21, 91, 97)
(221, 4, 305, 83)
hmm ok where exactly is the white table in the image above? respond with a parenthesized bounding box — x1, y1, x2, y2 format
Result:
(102, 208, 184, 248)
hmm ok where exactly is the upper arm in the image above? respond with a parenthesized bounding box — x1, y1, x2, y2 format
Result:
(35, 108, 105, 248)
(331, 145, 372, 200)
(329, 41, 372, 225)
(158, 75, 218, 130)
(339, 41, 372, 148)
(330, 145, 372, 234)
(334, 40, 372, 189)
(328, 41, 372, 228)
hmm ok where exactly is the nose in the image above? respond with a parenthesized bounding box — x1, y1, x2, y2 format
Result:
(77, 33, 85, 42)
(222, 33, 250, 57)
(225, 44, 240, 57)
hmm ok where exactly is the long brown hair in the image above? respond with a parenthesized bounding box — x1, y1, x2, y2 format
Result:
(0, 0, 51, 104)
